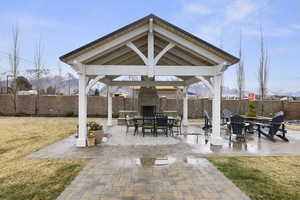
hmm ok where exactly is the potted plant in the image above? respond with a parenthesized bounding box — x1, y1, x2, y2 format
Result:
(87, 121, 104, 144)
(87, 132, 96, 147)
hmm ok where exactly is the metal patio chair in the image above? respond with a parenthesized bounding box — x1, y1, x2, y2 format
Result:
(142, 117, 155, 137)
(170, 115, 182, 135)
(155, 116, 169, 137)
(125, 115, 136, 135)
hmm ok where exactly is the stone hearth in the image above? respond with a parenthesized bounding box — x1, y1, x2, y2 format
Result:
(138, 87, 159, 116)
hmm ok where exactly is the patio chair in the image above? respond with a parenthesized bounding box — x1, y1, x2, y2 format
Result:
(274, 111, 284, 117)
(256, 115, 288, 142)
(229, 115, 249, 142)
(125, 115, 137, 135)
(155, 116, 169, 137)
(222, 108, 232, 125)
(202, 110, 212, 131)
(170, 115, 182, 135)
(155, 112, 166, 118)
(142, 117, 155, 137)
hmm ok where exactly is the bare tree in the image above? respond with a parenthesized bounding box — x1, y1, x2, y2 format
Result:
(33, 39, 44, 114)
(258, 26, 269, 114)
(9, 25, 20, 113)
(55, 64, 62, 94)
(237, 33, 245, 100)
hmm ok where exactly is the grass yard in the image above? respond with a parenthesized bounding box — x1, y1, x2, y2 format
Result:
(0, 117, 105, 200)
(286, 125, 300, 131)
(208, 156, 300, 200)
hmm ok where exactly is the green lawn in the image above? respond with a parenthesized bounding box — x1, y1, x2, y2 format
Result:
(208, 156, 300, 200)
(0, 117, 104, 200)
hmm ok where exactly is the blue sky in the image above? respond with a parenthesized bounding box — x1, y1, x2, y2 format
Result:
(0, 0, 299, 93)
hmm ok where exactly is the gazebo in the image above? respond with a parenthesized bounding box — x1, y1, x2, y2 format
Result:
(60, 14, 239, 147)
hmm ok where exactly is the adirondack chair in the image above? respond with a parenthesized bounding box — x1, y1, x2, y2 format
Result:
(229, 115, 249, 142)
(256, 115, 288, 142)
(202, 110, 212, 131)
(202, 110, 212, 144)
(222, 108, 232, 125)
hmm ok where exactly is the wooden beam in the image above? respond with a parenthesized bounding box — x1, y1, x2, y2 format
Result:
(154, 43, 175, 65)
(185, 77, 200, 85)
(86, 75, 104, 94)
(148, 18, 154, 77)
(197, 76, 214, 93)
(85, 65, 218, 76)
(216, 62, 229, 74)
(126, 42, 148, 64)
(73, 25, 148, 63)
(89, 40, 147, 65)
(155, 66, 217, 76)
(154, 25, 226, 64)
(110, 80, 186, 86)
(111, 50, 143, 65)
(155, 40, 205, 65)
(154, 47, 185, 65)
(98, 75, 120, 84)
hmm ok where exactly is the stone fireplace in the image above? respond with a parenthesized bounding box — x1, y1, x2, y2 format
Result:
(138, 87, 159, 116)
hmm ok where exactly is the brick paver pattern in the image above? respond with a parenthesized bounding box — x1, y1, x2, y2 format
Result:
(56, 144, 250, 200)
(29, 124, 252, 200)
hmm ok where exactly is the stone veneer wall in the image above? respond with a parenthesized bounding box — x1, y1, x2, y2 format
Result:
(0, 94, 300, 119)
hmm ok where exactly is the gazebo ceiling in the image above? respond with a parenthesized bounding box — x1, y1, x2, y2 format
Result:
(86, 34, 213, 66)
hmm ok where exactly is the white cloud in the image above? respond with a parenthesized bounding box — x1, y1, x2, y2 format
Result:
(225, 0, 258, 23)
(0, 12, 62, 30)
(197, 23, 223, 45)
(183, 2, 212, 15)
(19, 16, 61, 29)
(290, 24, 300, 30)
(242, 25, 293, 37)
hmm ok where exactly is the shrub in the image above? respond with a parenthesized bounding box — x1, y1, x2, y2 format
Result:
(112, 112, 119, 118)
(65, 111, 74, 117)
(246, 101, 256, 117)
(87, 121, 103, 131)
(15, 112, 26, 116)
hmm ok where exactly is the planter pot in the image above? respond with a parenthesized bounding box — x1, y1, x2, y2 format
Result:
(87, 137, 96, 147)
(93, 130, 104, 144)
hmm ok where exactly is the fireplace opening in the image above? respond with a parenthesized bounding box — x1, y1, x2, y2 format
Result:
(141, 106, 155, 117)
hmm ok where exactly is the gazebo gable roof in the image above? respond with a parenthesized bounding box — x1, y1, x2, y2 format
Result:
(60, 14, 239, 66)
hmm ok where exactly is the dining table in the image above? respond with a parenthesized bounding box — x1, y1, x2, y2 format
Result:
(241, 115, 287, 135)
(130, 116, 177, 136)
(240, 115, 272, 133)
(241, 115, 272, 123)
(132, 115, 176, 121)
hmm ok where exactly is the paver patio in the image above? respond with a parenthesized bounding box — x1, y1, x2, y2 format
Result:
(28, 123, 300, 200)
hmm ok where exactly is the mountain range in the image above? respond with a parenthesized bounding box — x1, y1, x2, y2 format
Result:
(1, 74, 299, 97)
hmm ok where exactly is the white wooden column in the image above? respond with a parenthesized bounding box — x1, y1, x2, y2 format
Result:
(147, 18, 154, 77)
(107, 85, 113, 126)
(77, 70, 88, 147)
(182, 86, 188, 126)
(211, 74, 223, 145)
